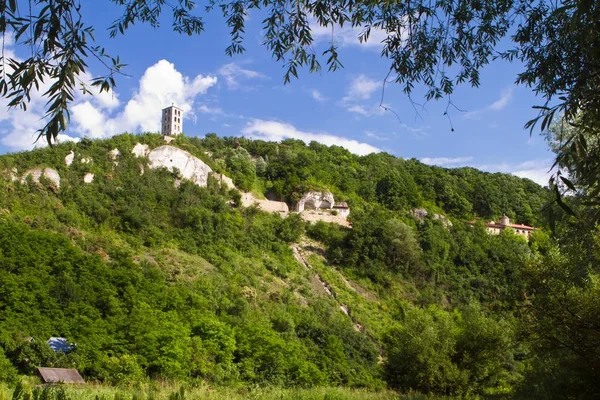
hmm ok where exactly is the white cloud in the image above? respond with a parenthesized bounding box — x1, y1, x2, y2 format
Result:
(347, 105, 371, 116)
(464, 87, 514, 120)
(0, 35, 86, 150)
(241, 119, 381, 156)
(198, 105, 225, 115)
(56, 134, 80, 144)
(218, 62, 265, 89)
(0, 59, 217, 150)
(94, 90, 120, 109)
(344, 75, 380, 102)
(0, 74, 68, 150)
(77, 72, 121, 110)
(511, 167, 552, 186)
(341, 75, 388, 117)
(71, 101, 107, 139)
(347, 103, 402, 120)
(400, 123, 428, 137)
(365, 130, 391, 141)
(71, 59, 217, 139)
(489, 88, 513, 111)
(421, 156, 474, 166)
(477, 159, 555, 186)
(310, 89, 327, 102)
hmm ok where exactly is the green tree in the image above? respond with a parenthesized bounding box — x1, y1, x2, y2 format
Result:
(0, 348, 18, 383)
(384, 306, 464, 395)
(225, 147, 256, 192)
(384, 305, 516, 396)
(519, 245, 600, 397)
(382, 219, 424, 274)
(376, 170, 421, 210)
(275, 212, 305, 243)
(127, 303, 192, 379)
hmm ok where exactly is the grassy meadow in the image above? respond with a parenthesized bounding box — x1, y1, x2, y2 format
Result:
(0, 380, 408, 400)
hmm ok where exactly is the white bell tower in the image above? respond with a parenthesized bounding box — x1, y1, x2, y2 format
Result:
(161, 105, 183, 136)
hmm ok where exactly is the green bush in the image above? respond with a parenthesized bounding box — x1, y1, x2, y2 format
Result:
(384, 305, 515, 396)
(0, 349, 18, 384)
(98, 354, 146, 386)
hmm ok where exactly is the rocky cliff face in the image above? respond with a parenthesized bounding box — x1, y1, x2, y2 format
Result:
(21, 167, 61, 188)
(296, 191, 335, 212)
(211, 173, 236, 190)
(131, 143, 150, 157)
(147, 145, 213, 187)
(2, 168, 18, 182)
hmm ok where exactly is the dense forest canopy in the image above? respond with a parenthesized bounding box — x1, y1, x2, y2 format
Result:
(2, 132, 598, 399)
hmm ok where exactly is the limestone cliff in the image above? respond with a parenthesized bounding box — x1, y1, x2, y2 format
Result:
(147, 145, 213, 187)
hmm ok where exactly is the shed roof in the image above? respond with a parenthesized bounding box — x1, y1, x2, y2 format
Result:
(334, 202, 349, 208)
(37, 368, 85, 384)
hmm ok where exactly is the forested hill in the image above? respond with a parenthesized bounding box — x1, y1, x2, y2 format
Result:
(203, 134, 548, 226)
(0, 133, 557, 397)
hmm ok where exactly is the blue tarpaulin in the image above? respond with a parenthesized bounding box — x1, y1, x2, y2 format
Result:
(47, 337, 74, 353)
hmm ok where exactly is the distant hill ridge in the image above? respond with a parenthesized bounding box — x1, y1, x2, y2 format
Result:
(1, 132, 548, 227)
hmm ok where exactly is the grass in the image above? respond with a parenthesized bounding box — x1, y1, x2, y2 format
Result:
(0, 381, 408, 400)
(304, 251, 397, 342)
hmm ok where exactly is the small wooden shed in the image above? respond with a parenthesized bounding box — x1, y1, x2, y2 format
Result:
(37, 367, 85, 384)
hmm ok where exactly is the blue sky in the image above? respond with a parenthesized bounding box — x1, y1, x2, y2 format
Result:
(0, 2, 555, 185)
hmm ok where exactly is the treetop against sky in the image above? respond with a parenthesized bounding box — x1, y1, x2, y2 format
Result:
(3, 0, 596, 186)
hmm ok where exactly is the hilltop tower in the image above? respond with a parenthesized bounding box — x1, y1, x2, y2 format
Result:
(161, 105, 183, 136)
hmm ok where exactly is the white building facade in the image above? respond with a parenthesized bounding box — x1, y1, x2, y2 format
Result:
(161, 105, 183, 136)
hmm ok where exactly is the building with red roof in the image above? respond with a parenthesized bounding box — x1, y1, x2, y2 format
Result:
(483, 215, 535, 238)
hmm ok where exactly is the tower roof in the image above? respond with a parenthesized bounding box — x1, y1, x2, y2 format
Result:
(162, 105, 183, 111)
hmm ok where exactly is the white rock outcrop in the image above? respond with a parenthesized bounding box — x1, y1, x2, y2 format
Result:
(21, 167, 60, 188)
(2, 168, 18, 182)
(412, 208, 428, 223)
(81, 157, 92, 164)
(65, 151, 75, 166)
(83, 173, 94, 184)
(131, 143, 150, 157)
(296, 191, 335, 212)
(109, 149, 120, 159)
(212, 173, 236, 190)
(147, 145, 213, 187)
(434, 213, 453, 228)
